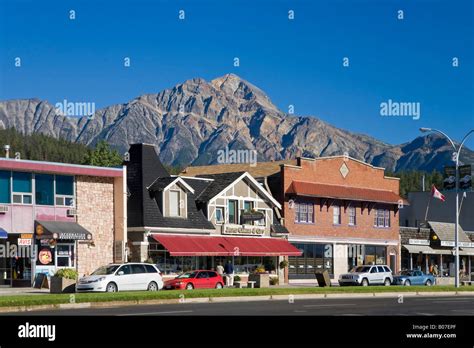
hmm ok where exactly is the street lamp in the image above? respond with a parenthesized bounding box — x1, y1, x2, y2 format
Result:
(419, 127, 474, 287)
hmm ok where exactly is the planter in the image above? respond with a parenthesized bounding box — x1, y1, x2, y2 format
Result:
(50, 277, 76, 294)
(248, 273, 270, 288)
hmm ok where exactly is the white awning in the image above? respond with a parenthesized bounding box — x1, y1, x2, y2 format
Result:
(403, 245, 449, 255)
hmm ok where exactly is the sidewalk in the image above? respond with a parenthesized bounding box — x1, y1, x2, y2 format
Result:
(0, 287, 50, 296)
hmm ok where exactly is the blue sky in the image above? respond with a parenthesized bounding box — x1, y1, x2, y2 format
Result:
(0, 0, 473, 149)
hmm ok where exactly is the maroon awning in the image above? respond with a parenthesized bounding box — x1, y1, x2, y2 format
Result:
(151, 234, 302, 257)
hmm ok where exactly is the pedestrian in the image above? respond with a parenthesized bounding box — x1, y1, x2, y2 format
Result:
(224, 260, 234, 287)
(433, 264, 439, 276)
(216, 262, 224, 277)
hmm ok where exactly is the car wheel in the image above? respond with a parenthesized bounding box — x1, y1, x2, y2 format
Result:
(106, 282, 118, 292)
(404, 279, 411, 286)
(186, 283, 194, 290)
(425, 280, 432, 286)
(361, 278, 369, 286)
(384, 278, 391, 286)
(147, 281, 158, 291)
(215, 282, 223, 289)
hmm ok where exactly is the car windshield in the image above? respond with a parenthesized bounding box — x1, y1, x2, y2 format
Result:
(176, 271, 198, 279)
(91, 265, 119, 275)
(400, 270, 413, 276)
(352, 266, 371, 273)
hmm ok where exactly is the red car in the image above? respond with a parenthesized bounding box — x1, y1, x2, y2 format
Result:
(164, 270, 224, 290)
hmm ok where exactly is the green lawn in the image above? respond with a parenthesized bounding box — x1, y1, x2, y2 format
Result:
(0, 285, 472, 309)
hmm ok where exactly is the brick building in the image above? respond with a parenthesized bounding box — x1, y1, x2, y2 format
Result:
(185, 155, 404, 282)
(0, 156, 126, 287)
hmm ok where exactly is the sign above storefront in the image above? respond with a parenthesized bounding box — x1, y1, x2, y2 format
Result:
(408, 239, 430, 246)
(441, 240, 474, 248)
(241, 211, 265, 222)
(18, 238, 32, 246)
(222, 224, 265, 236)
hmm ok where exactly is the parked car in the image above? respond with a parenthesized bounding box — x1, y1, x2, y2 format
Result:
(392, 270, 435, 286)
(164, 270, 224, 290)
(338, 265, 393, 286)
(76, 263, 164, 292)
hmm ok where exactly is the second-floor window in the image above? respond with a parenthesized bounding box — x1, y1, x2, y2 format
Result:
(348, 206, 356, 226)
(374, 209, 390, 227)
(215, 207, 224, 223)
(169, 190, 181, 217)
(12, 172, 32, 204)
(228, 200, 238, 224)
(333, 205, 341, 225)
(294, 202, 314, 224)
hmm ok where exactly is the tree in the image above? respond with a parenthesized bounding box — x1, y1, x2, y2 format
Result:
(83, 140, 123, 167)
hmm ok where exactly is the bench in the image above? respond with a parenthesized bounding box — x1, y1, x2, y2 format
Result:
(247, 281, 256, 288)
(461, 281, 473, 286)
(234, 281, 245, 288)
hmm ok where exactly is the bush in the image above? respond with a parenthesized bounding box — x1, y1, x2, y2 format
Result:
(54, 268, 78, 280)
(254, 265, 266, 273)
(270, 277, 279, 285)
(234, 275, 241, 282)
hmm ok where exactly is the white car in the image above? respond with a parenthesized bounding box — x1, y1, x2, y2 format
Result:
(77, 263, 164, 292)
(338, 265, 393, 286)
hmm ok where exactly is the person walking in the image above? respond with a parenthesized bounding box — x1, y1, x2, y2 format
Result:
(216, 263, 224, 277)
(224, 260, 234, 287)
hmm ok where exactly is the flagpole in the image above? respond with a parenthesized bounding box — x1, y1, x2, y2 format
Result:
(424, 191, 432, 222)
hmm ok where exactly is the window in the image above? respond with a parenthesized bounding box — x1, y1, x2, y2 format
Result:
(12, 172, 32, 204)
(294, 203, 314, 223)
(370, 267, 378, 273)
(131, 264, 146, 274)
(383, 266, 391, 273)
(208, 271, 217, 278)
(215, 207, 224, 223)
(35, 174, 54, 205)
(374, 209, 390, 227)
(288, 243, 333, 276)
(228, 200, 238, 224)
(197, 271, 209, 279)
(377, 266, 385, 272)
(333, 205, 341, 225)
(118, 265, 131, 275)
(55, 175, 74, 206)
(244, 201, 253, 212)
(144, 265, 158, 273)
(0, 171, 10, 203)
(169, 190, 180, 217)
(348, 206, 356, 226)
(55, 244, 74, 267)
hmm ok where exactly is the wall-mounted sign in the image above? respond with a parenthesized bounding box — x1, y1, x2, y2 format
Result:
(441, 240, 474, 248)
(241, 211, 265, 222)
(20, 233, 33, 239)
(18, 238, 32, 246)
(222, 224, 265, 236)
(408, 239, 430, 246)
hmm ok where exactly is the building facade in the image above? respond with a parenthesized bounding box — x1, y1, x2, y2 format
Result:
(126, 144, 300, 282)
(0, 157, 126, 287)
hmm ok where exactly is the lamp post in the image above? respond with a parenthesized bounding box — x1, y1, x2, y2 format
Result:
(419, 128, 474, 288)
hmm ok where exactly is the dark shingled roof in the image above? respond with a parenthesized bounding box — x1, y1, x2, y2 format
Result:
(195, 172, 245, 202)
(148, 177, 182, 192)
(271, 224, 290, 234)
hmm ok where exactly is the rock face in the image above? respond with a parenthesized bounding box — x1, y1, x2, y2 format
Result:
(0, 74, 472, 171)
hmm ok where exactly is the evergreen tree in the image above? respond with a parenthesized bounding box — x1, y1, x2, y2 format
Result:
(83, 140, 123, 167)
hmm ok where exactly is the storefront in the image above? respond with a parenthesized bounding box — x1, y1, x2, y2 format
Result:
(0, 231, 34, 287)
(288, 242, 333, 279)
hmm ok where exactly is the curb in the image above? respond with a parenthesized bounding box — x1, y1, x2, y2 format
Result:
(0, 291, 472, 313)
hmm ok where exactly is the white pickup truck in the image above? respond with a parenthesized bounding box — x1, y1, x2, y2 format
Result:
(338, 265, 393, 286)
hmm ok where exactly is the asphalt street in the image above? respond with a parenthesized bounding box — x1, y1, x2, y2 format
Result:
(4, 296, 474, 316)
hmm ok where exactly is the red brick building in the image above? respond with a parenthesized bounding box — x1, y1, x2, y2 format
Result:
(281, 156, 403, 282)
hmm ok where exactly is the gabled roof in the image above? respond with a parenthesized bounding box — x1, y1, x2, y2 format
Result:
(428, 221, 471, 243)
(182, 160, 295, 178)
(287, 181, 403, 205)
(148, 176, 195, 194)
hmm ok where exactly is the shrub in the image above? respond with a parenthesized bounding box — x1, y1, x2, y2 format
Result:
(254, 265, 266, 273)
(54, 268, 78, 280)
(234, 275, 241, 282)
(270, 277, 279, 285)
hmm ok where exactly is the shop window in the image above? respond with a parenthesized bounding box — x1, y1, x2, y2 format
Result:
(348, 206, 356, 225)
(56, 244, 75, 267)
(0, 171, 11, 203)
(55, 175, 74, 206)
(215, 207, 224, 224)
(228, 200, 238, 224)
(289, 243, 333, 277)
(12, 172, 32, 204)
(35, 174, 54, 206)
(333, 205, 341, 225)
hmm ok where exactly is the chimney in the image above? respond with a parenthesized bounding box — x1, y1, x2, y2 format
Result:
(4, 145, 10, 159)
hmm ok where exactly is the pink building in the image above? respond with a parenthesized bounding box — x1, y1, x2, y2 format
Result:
(0, 157, 126, 287)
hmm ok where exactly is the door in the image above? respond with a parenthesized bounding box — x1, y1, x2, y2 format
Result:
(389, 254, 396, 274)
(195, 271, 210, 288)
(114, 265, 133, 291)
(130, 264, 148, 290)
(370, 266, 382, 284)
(207, 271, 219, 288)
(413, 270, 423, 285)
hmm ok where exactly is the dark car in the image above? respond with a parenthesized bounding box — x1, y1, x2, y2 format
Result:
(392, 270, 435, 286)
(164, 270, 224, 290)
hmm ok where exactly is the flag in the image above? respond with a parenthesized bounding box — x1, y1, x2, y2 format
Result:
(431, 185, 445, 202)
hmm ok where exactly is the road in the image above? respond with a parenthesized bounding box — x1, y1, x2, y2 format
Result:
(4, 296, 474, 316)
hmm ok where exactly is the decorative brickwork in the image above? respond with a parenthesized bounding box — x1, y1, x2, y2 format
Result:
(75, 176, 115, 276)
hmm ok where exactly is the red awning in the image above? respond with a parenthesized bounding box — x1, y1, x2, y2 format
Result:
(288, 181, 404, 205)
(151, 234, 302, 257)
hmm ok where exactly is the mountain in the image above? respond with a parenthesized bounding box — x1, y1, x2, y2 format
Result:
(0, 74, 473, 171)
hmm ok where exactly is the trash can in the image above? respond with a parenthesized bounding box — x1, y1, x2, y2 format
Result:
(314, 269, 331, 287)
